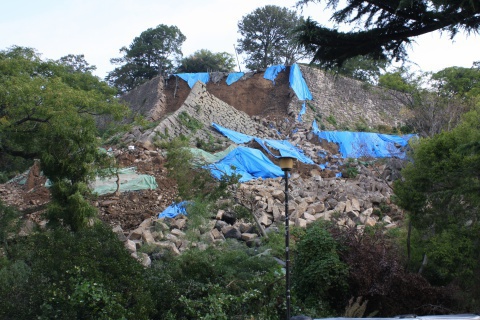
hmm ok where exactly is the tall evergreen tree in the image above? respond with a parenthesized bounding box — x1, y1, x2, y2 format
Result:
(237, 5, 310, 70)
(106, 24, 186, 93)
(295, 0, 480, 67)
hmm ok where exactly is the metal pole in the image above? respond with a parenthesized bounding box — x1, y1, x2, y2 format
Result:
(284, 170, 291, 320)
(233, 44, 242, 72)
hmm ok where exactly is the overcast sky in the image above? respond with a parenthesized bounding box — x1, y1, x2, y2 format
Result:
(2, 0, 479, 79)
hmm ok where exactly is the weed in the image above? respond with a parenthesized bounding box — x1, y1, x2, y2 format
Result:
(326, 114, 337, 127)
(178, 111, 203, 133)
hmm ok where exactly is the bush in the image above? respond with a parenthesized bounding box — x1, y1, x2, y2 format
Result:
(0, 223, 153, 319)
(146, 244, 284, 319)
(329, 225, 455, 316)
(292, 221, 349, 316)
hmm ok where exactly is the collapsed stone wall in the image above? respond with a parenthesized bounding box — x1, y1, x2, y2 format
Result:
(123, 81, 283, 149)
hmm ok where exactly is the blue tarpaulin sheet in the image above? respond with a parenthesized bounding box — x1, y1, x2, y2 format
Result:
(289, 64, 312, 101)
(176, 73, 210, 88)
(158, 201, 189, 219)
(298, 102, 306, 122)
(254, 138, 315, 164)
(212, 123, 254, 144)
(264, 65, 286, 83)
(226, 72, 244, 85)
(212, 123, 315, 165)
(313, 130, 415, 159)
(207, 147, 284, 182)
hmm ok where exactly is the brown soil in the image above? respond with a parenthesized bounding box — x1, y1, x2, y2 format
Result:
(163, 68, 293, 119)
(0, 68, 310, 232)
(207, 68, 292, 118)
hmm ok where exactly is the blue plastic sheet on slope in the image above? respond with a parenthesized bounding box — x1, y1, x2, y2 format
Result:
(313, 130, 415, 159)
(158, 201, 189, 219)
(211, 123, 315, 165)
(212, 123, 254, 144)
(298, 102, 306, 122)
(226, 72, 244, 85)
(175, 73, 210, 88)
(254, 138, 315, 164)
(264, 65, 286, 83)
(289, 64, 312, 101)
(207, 147, 284, 182)
(312, 119, 320, 132)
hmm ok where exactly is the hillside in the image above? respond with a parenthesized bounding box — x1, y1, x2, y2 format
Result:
(0, 64, 411, 260)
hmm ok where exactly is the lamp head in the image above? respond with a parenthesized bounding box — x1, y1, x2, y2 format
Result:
(279, 157, 295, 171)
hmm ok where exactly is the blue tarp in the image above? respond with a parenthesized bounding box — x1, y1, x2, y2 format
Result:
(298, 102, 306, 122)
(212, 123, 315, 165)
(226, 72, 244, 85)
(176, 73, 210, 88)
(289, 64, 312, 101)
(264, 65, 286, 83)
(212, 123, 254, 144)
(158, 201, 189, 219)
(254, 138, 315, 164)
(313, 130, 415, 159)
(207, 147, 284, 182)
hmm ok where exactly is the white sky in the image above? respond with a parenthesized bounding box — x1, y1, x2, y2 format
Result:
(1, 0, 479, 79)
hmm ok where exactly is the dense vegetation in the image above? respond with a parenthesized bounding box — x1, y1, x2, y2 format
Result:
(295, 0, 480, 67)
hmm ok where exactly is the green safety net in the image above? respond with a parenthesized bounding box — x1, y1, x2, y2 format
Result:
(189, 145, 237, 166)
(91, 167, 158, 195)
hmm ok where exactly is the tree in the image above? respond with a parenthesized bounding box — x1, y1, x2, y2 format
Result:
(292, 221, 349, 315)
(57, 54, 96, 73)
(394, 106, 480, 305)
(106, 24, 186, 93)
(0, 220, 154, 319)
(237, 5, 310, 70)
(431, 66, 480, 99)
(378, 67, 473, 137)
(0, 46, 127, 230)
(334, 55, 389, 84)
(177, 49, 236, 73)
(295, 0, 480, 67)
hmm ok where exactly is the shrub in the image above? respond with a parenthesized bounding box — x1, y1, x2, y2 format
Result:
(0, 223, 154, 319)
(146, 244, 284, 319)
(292, 221, 349, 316)
(329, 225, 455, 316)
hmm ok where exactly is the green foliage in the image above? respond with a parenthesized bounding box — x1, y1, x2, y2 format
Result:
(409, 226, 479, 287)
(0, 46, 128, 230)
(292, 221, 349, 315)
(395, 106, 480, 231)
(164, 136, 239, 202)
(332, 55, 388, 84)
(395, 105, 480, 308)
(0, 201, 22, 250)
(0, 224, 153, 319)
(177, 49, 236, 73)
(106, 24, 186, 93)
(378, 70, 419, 94)
(57, 53, 96, 73)
(326, 114, 337, 126)
(46, 181, 97, 231)
(341, 158, 359, 178)
(178, 111, 203, 132)
(146, 245, 283, 319)
(195, 133, 223, 152)
(431, 66, 480, 99)
(237, 5, 309, 70)
(295, 0, 480, 67)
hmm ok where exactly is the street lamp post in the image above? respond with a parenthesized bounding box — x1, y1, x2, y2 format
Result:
(279, 156, 294, 320)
